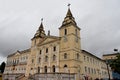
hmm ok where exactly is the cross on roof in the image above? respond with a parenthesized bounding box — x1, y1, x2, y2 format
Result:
(41, 18, 43, 22)
(68, 3, 71, 8)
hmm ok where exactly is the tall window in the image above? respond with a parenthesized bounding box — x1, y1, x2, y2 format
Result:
(46, 48, 48, 53)
(75, 29, 77, 35)
(32, 59, 34, 63)
(64, 53, 67, 59)
(64, 64, 68, 72)
(91, 68, 93, 74)
(38, 57, 41, 63)
(38, 67, 40, 73)
(64, 29, 67, 35)
(87, 57, 89, 62)
(94, 69, 96, 74)
(34, 39, 36, 45)
(52, 65, 56, 72)
(44, 66, 47, 73)
(85, 66, 87, 73)
(53, 46, 56, 51)
(84, 56, 86, 61)
(53, 55, 56, 61)
(93, 59, 94, 64)
(77, 53, 79, 59)
(40, 50, 42, 55)
(45, 56, 48, 62)
(88, 67, 90, 74)
(90, 58, 92, 63)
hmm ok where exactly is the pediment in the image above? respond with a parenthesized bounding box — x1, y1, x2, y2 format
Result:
(14, 51, 20, 56)
(41, 36, 60, 44)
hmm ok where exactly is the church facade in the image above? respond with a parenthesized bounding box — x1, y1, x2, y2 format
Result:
(4, 7, 112, 80)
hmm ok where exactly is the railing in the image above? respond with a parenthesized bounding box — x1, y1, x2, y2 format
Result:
(6, 63, 19, 66)
(3, 73, 25, 80)
(29, 73, 76, 80)
(6, 62, 27, 67)
(15, 74, 25, 80)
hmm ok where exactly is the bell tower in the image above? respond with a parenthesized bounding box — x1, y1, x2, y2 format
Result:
(59, 5, 81, 51)
(31, 19, 46, 47)
(59, 5, 81, 74)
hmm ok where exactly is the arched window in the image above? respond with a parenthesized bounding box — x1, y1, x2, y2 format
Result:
(64, 64, 68, 72)
(52, 65, 56, 73)
(53, 46, 56, 51)
(45, 56, 48, 62)
(44, 66, 47, 73)
(46, 48, 48, 53)
(40, 50, 42, 55)
(53, 55, 56, 61)
(64, 64, 67, 68)
(64, 29, 67, 35)
(64, 53, 67, 59)
(38, 66, 40, 73)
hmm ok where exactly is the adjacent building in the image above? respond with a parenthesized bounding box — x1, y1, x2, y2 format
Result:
(103, 53, 120, 79)
(4, 7, 112, 80)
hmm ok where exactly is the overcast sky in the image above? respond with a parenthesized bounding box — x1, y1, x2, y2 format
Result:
(0, 0, 120, 64)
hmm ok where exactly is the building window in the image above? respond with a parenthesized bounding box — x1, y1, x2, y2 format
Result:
(52, 65, 56, 72)
(64, 29, 67, 35)
(88, 67, 90, 74)
(40, 50, 42, 55)
(64, 64, 67, 68)
(87, 57, 89, 62)
(34, 39, 36, 45)
(38, 67, 40, 73)
(31, 68, 33, 70)
(44, 66, 47, 73)
(64, 64, 68, 72)
(77, 53, 79, 59)
(94, 69, 96, 74)
(91, 68, 93, 74)
(85, 66, 87, 73)
(90, 58, 92, 63)
(38, 57, 41, 63)
(84, 56, 86, 61)
(46, 48, 48, 53)
(45, 56, 48, 62)
(75, 29, 77, 35)
(32, 59, 34, 63)
(64, 53, 67, 59)
(53, 46, 56, 51)
(93, 59, 94, 64)
(53, 55, 56, 61)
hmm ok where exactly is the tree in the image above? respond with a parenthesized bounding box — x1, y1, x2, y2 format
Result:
(0, 62, 6, 73)
(110, 54, 120, 74)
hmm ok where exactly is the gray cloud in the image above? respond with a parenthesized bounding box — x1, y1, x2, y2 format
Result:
(0, 0, 120, 63)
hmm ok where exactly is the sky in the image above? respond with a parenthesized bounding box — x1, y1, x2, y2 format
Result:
(0, 0, 120, 64)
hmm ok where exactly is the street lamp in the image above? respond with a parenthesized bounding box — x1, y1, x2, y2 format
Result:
(106, 60, 110, 80)
(68, 70, 70, 80)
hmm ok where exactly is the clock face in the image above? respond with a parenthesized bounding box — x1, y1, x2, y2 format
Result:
(64, 36, 67, 42)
